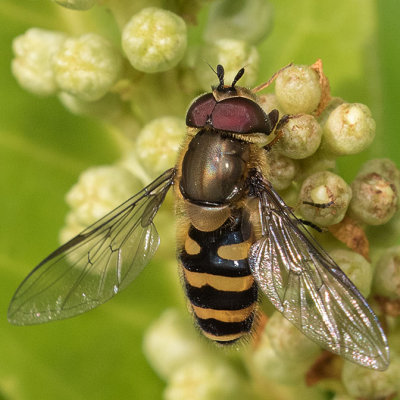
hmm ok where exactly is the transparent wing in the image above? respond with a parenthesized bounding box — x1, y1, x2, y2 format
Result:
(8, 168, 176, 325)
(248, 175, 389, 370)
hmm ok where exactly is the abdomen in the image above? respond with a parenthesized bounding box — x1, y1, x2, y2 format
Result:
(178, 210, 257, 343)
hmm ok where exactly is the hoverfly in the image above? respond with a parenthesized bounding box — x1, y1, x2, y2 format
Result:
(8, 65, 389, 371)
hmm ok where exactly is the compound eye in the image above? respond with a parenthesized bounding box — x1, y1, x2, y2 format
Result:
(212, 97, 273, 134)
(186, 93, 217, 128)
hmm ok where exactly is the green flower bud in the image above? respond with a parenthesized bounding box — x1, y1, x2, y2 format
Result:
(196, 39, 259, 91)
(268, 151, 297, 190)
(329, 249, 372, 297)
(135, 116, 186, 176)
(12, 28, 67, 96)
(265, 311, 320, 364)
(322, 103, 375, 155)
(342, 353, 400, 399)
(53, 33, 122, 101)
(54, 0, 96, 10)
(122, 7, 187, 73)
(143, 309, 212, 381)
(64, 165, 140, 230)
(350, 172, 398, 226)
(275, 114, 322, 159)
(299, 171, 352, 227)
(165, 359, 251, 400)
(203, 0, 273, 44)
(275, 64, 321, 114)
(374, 246, 400, 300)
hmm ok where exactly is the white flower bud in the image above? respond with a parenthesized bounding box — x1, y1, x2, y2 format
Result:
(59, 211, 86, 244)
(12, 28, 67, 96)
(374, 246, 400, 299)
(143, 309, 211, 381)
(297, 151, 337, 181)
(299, 171, 352, 227)
(122, 7, 187, 73)
(53, 33, 122, 101)
(204, 0, 273, 44)
(323, 103, 375, 155)
(64, 165, 140, 230)
(265, 311, 320, 363)
(250, 315, 319, 385)
(59, 165, 141, 267)
(196, 39, 259, 91)
(342, 353, 400, 399)
(350, 172, 398, 225)
(275, 114, 322, 159)
(165, 359, 251, 400)
(329, 249, 372, 297)
(317, 97, 344, 126)
(54, 0, 96, 10)
(357, 159, 400, 204)
(268, 151, 297, 190)
(120, 152, 151, 185)
(250, 332, 298, 384)
(275, 64, 321, 114)
(135, 117, 186, 176)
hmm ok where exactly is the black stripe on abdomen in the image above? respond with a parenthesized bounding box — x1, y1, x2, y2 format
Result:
(196, 315, 254, 338)
(185, 281, 257, 310)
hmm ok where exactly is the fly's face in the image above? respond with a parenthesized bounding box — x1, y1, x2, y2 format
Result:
(8, 65, 390, 372)
(185, 65, 279, 143)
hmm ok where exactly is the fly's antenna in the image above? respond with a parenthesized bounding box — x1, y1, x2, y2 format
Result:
(216, 64, 225, 91)
(231, 67, 245, 88)
(208, 64, 244, 91)
(206, 63, 225, 91)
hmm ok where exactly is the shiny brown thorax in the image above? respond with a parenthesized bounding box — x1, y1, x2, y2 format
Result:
(174, 74, 278, 343)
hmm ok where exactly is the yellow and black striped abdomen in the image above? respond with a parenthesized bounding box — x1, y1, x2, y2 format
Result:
(179, 211, 257, 343)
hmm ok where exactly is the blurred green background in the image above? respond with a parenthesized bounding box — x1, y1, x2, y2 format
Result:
(1, 0, 399, 399)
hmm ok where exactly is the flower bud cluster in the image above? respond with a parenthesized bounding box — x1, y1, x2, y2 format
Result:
(59, 165, 141, 242)
(253, 62, 400, 399)
(261, 63, 400, 236)
(143, 309, 252, 400)
(12, 28, 122, 101)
